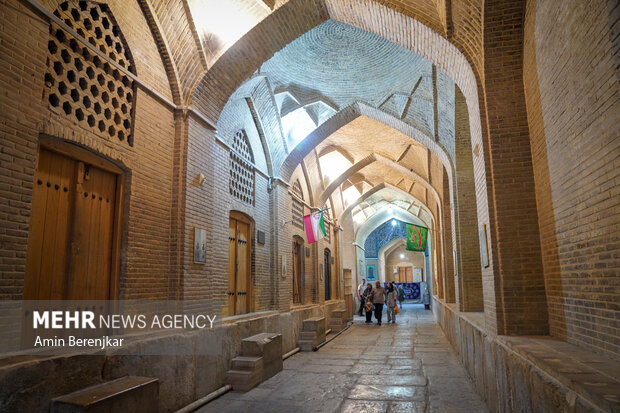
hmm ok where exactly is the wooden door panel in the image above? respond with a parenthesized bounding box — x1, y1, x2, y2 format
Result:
(68, 163, 116, 300)
(24, 149, 74, 300)
(228, 219, 237, 316)
(293, 242, 301, 304)
(236, 221, 249, 315)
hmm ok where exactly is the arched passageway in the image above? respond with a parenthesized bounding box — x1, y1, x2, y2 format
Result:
(0, 0, 617, 412)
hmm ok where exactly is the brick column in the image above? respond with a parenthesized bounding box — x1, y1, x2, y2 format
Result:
(483, 0, 548, 335)
(273, 180, 291, 312)
(454, 87, 483, 312)
(442, 174, 456, 303)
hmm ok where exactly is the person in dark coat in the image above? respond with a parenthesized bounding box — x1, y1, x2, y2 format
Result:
(363, 284, 374, 323)
(371, 281, 387, 325)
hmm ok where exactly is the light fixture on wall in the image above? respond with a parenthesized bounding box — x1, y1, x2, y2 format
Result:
(400, 253, 404, 259)
(198, 173, 206, 186)
(391, 219, 397, 226)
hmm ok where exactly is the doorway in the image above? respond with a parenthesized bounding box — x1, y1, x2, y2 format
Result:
(292, 237, 304, 304)
(24, 144, 122, 300)
(324, 248, 331, 301)
(398, 266, 413, 283)
(228, 211, 252, 315)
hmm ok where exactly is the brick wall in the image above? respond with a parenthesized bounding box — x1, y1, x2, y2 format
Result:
(0, 0, 176, 300)
(524, 0, 620, 358)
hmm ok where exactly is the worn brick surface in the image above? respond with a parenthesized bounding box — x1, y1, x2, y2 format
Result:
(524, 0, 620, 358)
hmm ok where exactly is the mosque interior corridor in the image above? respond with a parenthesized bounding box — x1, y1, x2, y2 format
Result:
(0, 0, 618, 412)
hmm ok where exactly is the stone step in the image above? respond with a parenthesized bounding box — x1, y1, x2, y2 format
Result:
(226, 369, 262, 392)
(302, 317, 325, 332)
(331, 310, 346, 317)
(300, 331, 319, 340)
(297, 339, 315, 352)
(51, 376, 158, 413)
(231, 356, 263, 371)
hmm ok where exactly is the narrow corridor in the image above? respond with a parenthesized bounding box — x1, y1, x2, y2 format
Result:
(200, 304, 488, 413)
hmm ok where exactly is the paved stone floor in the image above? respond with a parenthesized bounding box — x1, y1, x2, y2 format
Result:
(199, 304, 488, 413)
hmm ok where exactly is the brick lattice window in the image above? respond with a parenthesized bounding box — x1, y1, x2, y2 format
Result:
(45, 0, 136, 146)
(291, 179, 304, 229)
(229, 130, 255, 205)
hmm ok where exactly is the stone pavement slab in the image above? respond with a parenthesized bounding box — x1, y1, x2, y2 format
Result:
(199, 304, 488, 413)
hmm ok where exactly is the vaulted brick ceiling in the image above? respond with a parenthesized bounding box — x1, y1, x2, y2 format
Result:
(145, 0, 483, 110)
(142, 0, 467, 226)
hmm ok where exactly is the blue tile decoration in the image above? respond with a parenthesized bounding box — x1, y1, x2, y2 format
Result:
(364, 219, 407, 258)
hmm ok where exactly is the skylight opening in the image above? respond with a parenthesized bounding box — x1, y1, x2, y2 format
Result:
(190, 0, 260, 47)
(342, 185, 361, 206)
(319, 151, 352, 184)
(281, 108, 316, 148)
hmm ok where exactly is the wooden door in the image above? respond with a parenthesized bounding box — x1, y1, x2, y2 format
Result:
(24, 146, 120, 301)
(292, 240, 302, 304)
(324, 249, 331, 301)
(67, 162, 117, 300)
(398, 267, 413, 283)
(228, 213, 251, 316)
(227, 219, 237, 315)
(235, 220, 250, 314)
(24, 149, 75, 300)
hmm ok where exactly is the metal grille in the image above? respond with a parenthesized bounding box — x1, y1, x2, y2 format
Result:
(45, 0, 137, 146)
(229, 130, 255, 205)
(291, 180, 304, 229)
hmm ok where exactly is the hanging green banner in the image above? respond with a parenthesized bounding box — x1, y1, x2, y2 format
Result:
(406, 224, 428, 252)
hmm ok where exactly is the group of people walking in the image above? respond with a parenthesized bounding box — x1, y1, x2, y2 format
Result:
(357, 279, 403, 325)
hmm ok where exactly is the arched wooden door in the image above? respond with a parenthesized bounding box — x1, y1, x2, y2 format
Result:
(228, 212, 252, 315)
(24, 144, 122, 300)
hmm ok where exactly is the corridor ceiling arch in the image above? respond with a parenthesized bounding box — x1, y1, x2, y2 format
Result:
(355, 206, 432, 247)
(190, 0, 482, 136)
(278, 102, 455, 186)
(339, 183, 434, 226)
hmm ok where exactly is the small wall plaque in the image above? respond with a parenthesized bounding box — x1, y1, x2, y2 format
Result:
(257, 230, 265, 245)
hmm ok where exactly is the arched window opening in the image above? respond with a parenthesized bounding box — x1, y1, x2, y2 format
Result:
(45, 0, 137, 146)
(229, 130, 255, 205)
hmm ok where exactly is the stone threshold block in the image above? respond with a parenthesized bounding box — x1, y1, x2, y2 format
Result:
(328, 309, 349, 333)
(51, 376, 159, 413)
(227, 333, 282, 392)
(298, 317, 326, 351)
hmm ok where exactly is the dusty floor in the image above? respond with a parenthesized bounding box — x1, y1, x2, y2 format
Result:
(199, 304, 488, 413)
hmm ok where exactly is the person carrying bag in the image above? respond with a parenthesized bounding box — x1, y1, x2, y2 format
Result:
(386, 283, 397, 324)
